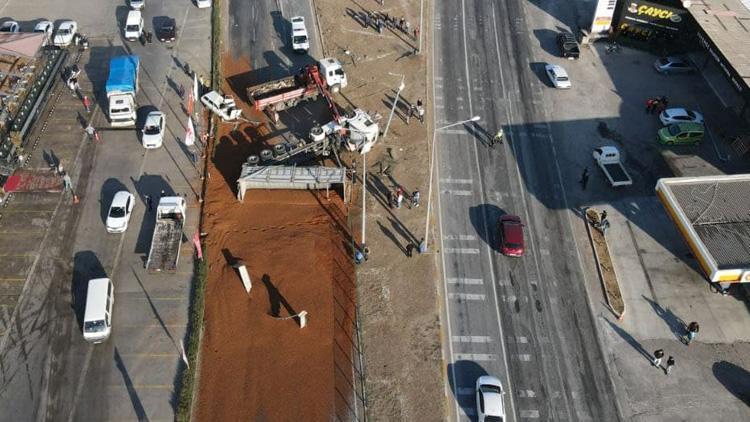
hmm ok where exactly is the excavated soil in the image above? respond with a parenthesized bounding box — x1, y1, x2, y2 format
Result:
(195, 54, 357, 421)
(586, 209, 625, 317)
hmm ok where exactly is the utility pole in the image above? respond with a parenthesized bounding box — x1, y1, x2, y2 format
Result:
(382, 74, 405, 141)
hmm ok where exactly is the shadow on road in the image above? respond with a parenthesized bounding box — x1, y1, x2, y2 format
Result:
(129, 174, 174, 256)
(469, 203, 505, 248)
(712, 361, 750, 406)
(114, 347, 148, 421)
(447, 360, 488, 419)
(71, 251, 107, 330)
(604, 317, 653, 363)
(642, 295, 686, 341)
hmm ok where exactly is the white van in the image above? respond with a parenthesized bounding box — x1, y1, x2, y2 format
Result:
(124, 10, 144, 41)
(83, 278, 114, 343)
(290, 16, 309, 53)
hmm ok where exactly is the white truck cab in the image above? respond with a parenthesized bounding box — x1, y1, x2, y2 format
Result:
(83, 278, 114, 344)
(290, 16, 309, 53)
(124, 10, 144, 41)
(318, 58, 347, 92)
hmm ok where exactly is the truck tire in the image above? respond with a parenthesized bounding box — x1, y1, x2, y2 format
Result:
(310, 126, 325, 142)
(260, 149, 273, 162)
(246, 155, 260, 166)
(273, 143, 286, 157)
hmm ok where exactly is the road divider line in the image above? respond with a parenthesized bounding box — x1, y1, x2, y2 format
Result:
(106, 384, 173, 390)
(444, 248, 480, 254)
(454, 353, 497, 361)
(509, 336, 528, 343)
(446, 278, 483, 285)
(448, 293, 485, 301)
(440, 178, 473, 184)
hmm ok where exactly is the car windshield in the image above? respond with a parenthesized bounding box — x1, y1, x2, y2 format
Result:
(293, 35, 307, 44)
(481, 384, 502, 394)
(162, 24, 175, 32)
(109, 206, 126, 218)
(486, 417, 504, 422)
(59, 28, 70, 35)
(659, 58, 670, 65)
(84, 319, 106, 333)
(668, 125, 682, 136)
(126, 25, 140, 32)
(144, 125, 160, 135)
(556, 76, 568, 81)
(505, 242, 522, 249)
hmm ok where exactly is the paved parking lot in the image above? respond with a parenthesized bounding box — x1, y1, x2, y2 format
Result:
(0, 1, 210, 420)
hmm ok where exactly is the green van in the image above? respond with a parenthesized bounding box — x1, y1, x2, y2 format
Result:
(658, 122, 705, 146)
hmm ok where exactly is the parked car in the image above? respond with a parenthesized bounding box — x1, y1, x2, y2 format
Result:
(476, 375, 506, 422)
(0, 20, 19, 33)
(659, 108, 704, 126)
(106, 191, 135, 233)
(557, 32, 580, 59)
(156, 18, 176, 42)
(658, 122, 705, 146)
(195, 0, 212, 8)
(545, 64, 571, 89)
(498, 214, 525, 257)
(142, 111, 165, 148)
(33, 20, 53, 37)
(53, 20, 78, 47)
(654, 57, 694, 74)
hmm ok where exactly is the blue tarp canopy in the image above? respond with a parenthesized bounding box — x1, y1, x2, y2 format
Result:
(105, 55, 139, 94)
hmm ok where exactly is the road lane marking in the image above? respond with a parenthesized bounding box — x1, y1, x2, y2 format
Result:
(444, 248, 479, 254)
(454, 353, 497, 361)
(514, 354, 532, 362)
(106, 384, 173, 389)
(452, 335, 492, 343)
(509, 336, 528, 344)
(440, 178, 473, 184)
(443, 234, 476, 240)
(518, 390, 537, 398)
(448, 293, 485, 301)
(520, 409, 540, 418)
(443, 189, 472, 196)
(446, 278, 483, 285)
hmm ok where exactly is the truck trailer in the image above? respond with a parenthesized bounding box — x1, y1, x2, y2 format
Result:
(105, 55, 139, 127)
(593, 146, 633, 187)
(146, 196, 186, 273)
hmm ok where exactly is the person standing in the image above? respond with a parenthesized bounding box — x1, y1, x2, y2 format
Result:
(580, 167, 590, 190)
(145, 195, 153, 212)
(666, 356, 675, 374)
(412, 189, 420, 208)
(83, 95, 91, 113)
(62, 173, 72, 192)
(396, 187, 404, 209)
(652, 349, 664, 367)
(418, 238, 427, 254)
(85, 123, 96, 141)
(686, 321, 700, 345)
(493, 128, 504, 147)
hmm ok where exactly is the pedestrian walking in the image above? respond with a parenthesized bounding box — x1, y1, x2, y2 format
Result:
(396, 187, 404, 208)
(414, 26, 420, 40)
(377, 18, 384, 33)
(57, 163, 64, 176)
(418, 105, 425, 124)
(412, 189, 420, 207)
(666, 356, 675, 374)
(85, 123, 96, 141)
(399, 17, 405, 31)
(405, 20, 410, 35)
(73, 80, 81, 95)
(418, 238, 427, 254)
(83, 95, 91, 113)
(601, 210, 608, 223)
(145, 194, 153, 211)
(178, 84, 185, 100)
(652, 349, 664, 367)
(645, 98, 654, 114)
(686, 321, 699, 345)
(650, 99, 660, 114)
(62, 173, 72, 192)
(580, 167, 590, 190)
(354, 249, 364, 264)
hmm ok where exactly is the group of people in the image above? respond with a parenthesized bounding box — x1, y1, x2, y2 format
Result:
(651, 321, 700, 375)
(407, 98, 425, 124)
(646, 96, 669, 114)
(363, 10, 417, 39)
(390, 186, 420, 209)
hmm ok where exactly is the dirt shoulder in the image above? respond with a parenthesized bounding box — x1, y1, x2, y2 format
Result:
(313, 0, 445, 419)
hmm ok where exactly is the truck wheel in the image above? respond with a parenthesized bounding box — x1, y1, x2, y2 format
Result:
(260, 149, 273, 162)
(246, 155, 260, 166)
(273, 144, 286, 157)
(310, 126, 325, 142)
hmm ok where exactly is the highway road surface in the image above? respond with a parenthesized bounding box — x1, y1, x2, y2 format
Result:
(431, 0, 621, 420)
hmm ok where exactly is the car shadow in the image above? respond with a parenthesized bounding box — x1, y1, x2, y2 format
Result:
(532, 28, 560, 57)
(100, 178, 128, 226)
(529, 61, 553, 87)
(469, 203, 506, 249)
(712, 361, 750, 406)
(129, 174, 174, 257)
(71, 251, 107, 330)
(447, 360, 489, 420)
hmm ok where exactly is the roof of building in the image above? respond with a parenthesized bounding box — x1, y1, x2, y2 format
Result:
(657, 174, 750, 269)
(687, 0, 750, 93)
(0, 33, 46, 59)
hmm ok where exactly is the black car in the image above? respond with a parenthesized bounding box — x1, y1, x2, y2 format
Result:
(557, 32, 580, 59)
(157, 19, 176, 43)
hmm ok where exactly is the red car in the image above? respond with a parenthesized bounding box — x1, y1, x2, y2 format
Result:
(498, 214, 525, 257)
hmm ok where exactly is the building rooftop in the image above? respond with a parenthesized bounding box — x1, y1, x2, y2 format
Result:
(688, 0, 750, 94)
(659, 174, 750, 269)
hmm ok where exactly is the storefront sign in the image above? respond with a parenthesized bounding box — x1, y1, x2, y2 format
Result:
(620, 1, 687, 32)
(590, 0, 618, 35)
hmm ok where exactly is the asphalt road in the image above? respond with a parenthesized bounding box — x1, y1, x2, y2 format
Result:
(433, 0, 620, 420)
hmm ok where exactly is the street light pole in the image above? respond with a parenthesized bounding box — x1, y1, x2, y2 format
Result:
(382, 74, 405, 141)
(361, 150, 367, 248)
(423, 116, 480, 251)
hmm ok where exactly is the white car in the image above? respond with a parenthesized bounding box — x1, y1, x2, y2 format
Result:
(195, 0, 212, 8)
(545, 64, 571, 89)
(476, 375, 505, 422)
(0, 21, 19, 33)
(129, 0, 145, 10)
(106, 191, 135, 233)
(53, 20, 78, 47)
(290, 16, 310, 53)
(659, 108, 704, 126)
(33, 20, 54, 37)
(142, 111, 165, 148)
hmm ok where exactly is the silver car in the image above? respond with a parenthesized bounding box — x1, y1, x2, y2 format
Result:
(545, 64, 572, 89)
(654, 57, 693, 75)
(659, 108, 704, 126)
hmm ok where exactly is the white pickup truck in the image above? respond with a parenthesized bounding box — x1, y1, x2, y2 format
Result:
(593, 146, 632, 187)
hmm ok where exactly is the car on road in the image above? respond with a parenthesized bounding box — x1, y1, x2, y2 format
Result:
(157, 18, 176, 42)
(290, 16, 310, 53)
(658, 108, 704, 126)
(53, 20, 78, 47)
(142, 111, 165, 148)
(106, 191, 135, 233)
(557, 32, 580, 59)
(658, 122, 705, 146)
(0, 20, 19, 33)
(498, 214, 525, 257)
(476, 375, 506, 422)
(124, 10, 144, 41)
(82, 278, 114, 344)
(545, 64, 571, 89)
(195, 0, 212, 8)
(653, 57, 693, 74)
